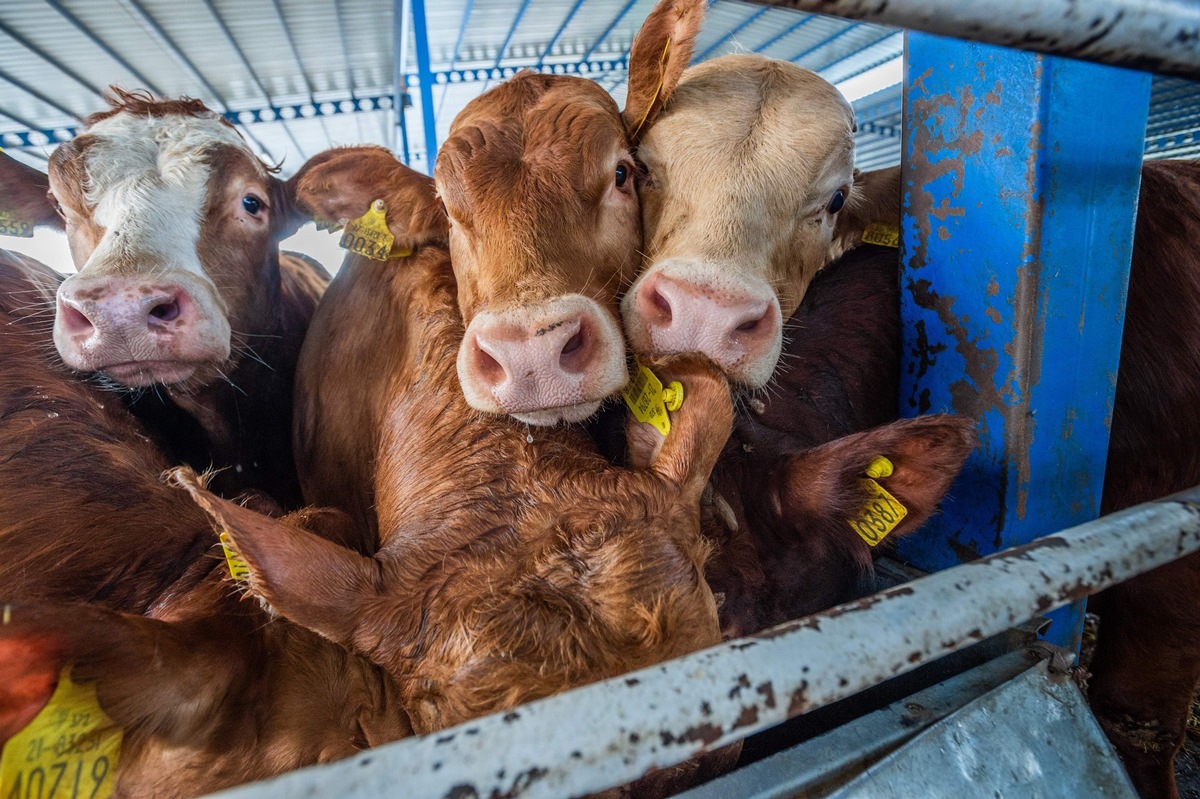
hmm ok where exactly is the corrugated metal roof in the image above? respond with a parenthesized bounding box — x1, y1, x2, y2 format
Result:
(0, 0, 1197, 176)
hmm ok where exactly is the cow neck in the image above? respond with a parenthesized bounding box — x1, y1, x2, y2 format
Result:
(370, 247, 614, 578)
(124, 251, 309, 508)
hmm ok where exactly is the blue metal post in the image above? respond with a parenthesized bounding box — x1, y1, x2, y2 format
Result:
(409, 0, 438, 172)
(896, 32, 1151, 650)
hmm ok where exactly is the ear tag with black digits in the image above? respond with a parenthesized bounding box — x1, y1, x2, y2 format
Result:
(339, 200, 396, 261)
(219, 532, 251, 582)
(849, 456, 908, 546)
(861, 223, 900, 249)
(622, 360, 684, 436)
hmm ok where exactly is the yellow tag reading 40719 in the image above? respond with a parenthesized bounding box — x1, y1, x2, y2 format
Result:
(0, 666, 122, 799)
(621, 361, 684, 436)
(339, 199, 396, 262)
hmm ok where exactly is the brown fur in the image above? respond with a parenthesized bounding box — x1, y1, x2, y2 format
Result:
(187, 150, 738, 795)
(0, 152, 59, 230)
(0, 251, 410, 796)
(0, 92, 332, 507)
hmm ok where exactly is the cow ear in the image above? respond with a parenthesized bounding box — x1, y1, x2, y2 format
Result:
(778, 414, 977, 543)
(170, 469, 377, 650)
(284, 146, 448, 255)
(0, 602, 252, 746)
(622, 0, 706, 142)
(829, 165, 901, 257)
(0, 151, 63, 232)
(631, 354, 734, 505)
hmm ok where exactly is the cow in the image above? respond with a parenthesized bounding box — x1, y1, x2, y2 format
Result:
(435, 0, 705, 425)
(0, 93, 330, 509)
(193, 146, 739, 796)
(0, 251, 411, 798)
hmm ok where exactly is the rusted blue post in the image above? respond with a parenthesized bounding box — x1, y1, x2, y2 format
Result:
(896, 32, 1151, 649)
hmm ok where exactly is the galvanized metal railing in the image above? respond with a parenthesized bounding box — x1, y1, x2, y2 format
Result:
(752, 0, 1200, 80)
(207, 488, 1200, 799)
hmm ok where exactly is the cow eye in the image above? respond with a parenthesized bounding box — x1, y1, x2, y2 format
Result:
(242, 195, 263, 215)
(615, 163, 629, 189)
(827, 188, 847, 215)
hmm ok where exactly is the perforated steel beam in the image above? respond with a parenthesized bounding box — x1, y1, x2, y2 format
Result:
(409, 0, 438, 170)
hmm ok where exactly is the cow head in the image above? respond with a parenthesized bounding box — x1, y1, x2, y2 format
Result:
(2, 90, 303, 390)
(435, 0, 705, 425)
(624, 55, 864, 388)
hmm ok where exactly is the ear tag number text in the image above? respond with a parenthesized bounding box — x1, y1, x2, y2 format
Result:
(622, 361, 684, 436)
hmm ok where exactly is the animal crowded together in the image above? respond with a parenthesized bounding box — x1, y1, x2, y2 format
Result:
(0, 0, 1196, 797)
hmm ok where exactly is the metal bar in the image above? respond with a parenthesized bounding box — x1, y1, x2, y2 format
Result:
(394, 0, 411, 161)
(481, 0, 534, 93)
(752, 13, 817, 56)
(0, 20, 106, 98)
(896, 34, 1151, 650)
(749, 0, 1200, 80)
(817, 29, 899, 78)
(579, 0, 638, 63)
(108, 0, 278, 163)
(434, 0, 474, 123)
(789, 21, 865, 66)
(330, 0, 367, 143)
(41, 0, 165, 96)
(854, 95, 902, 125)
(198, 0, 306, 160)
(206, 487, 1200, 799)
(824, 40, 902, 86)
(694, 6, 771, 63)
(267, 0, 331, 152)
(0, 68, 80, 121)
(409, 0, 438, 172)
(536, 0, 587, 68)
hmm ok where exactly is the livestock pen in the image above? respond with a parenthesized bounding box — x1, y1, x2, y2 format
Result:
(190, 1, 1200, 797)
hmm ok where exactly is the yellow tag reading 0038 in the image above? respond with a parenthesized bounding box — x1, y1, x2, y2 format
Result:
(339, 199, 396, 262)
(0, 211, 34, 239)
(860, 223, 900, 249)
(219, 532, 251, 582)
(0, 666, 122, 799)
(622, 361, 674, 436)
(849, 477, 908, 547)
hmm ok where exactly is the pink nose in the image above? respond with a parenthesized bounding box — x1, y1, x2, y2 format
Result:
(56, 277, 196, 363)
(634, 271, 781, 381)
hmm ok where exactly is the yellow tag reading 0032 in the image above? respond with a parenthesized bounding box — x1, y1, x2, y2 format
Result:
(622, 361, 675, 436)
(0, 211, 34, 239)
(339, 199, 396, 261)
(860, 222, 900, 249)
(0, 666, 122, 799)
(849, 477, 908, 547)
(219, 532, 251, 582)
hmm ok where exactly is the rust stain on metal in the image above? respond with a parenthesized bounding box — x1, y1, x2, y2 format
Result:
(787, 680, 811, 716)
(732, 706, 759, 730)
(757, 681, 777, 709)
(661, 723, 723, 748)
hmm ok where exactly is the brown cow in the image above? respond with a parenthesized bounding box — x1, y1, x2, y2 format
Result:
(0, 251, 410, 798)
(191, 148, 737, 795)
(0, 94, 329, 508)
(435, 0, 705, 425)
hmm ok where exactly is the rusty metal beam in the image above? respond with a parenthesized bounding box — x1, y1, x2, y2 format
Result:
(747, 0, 1200, 80)
(205, 487, 1200, 799)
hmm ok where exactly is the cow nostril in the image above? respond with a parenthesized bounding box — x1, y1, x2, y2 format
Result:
(735, 318, 760, 333)
(473, 343, 507, 386)
(561, 330, 584, 356)
(59, 304, 95, 337)
(149, 300, 180, 323)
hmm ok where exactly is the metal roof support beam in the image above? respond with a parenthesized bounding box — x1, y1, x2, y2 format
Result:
(267, 0, 332, 152)
(579, 0, 639, 63)
(896, 34, 1151, 651)
(331, 0, 367, 143)
(0, 20, 106, 98)
(394, 0, 412, 164)
(0, 68, 80, 122)
(788, 21, 864, 66)
(694, 6, 770, 63)
(435, 0, 474, 123)
(481, 0, 534, 93)
(750, 13, 817, 56)
(40, 0, 164, 96)
(409, 0, 439, 172)
(816, 29, 899, 77)
(197, 0, 305, 160)
(748, 0, 1200, 81)
(108, 0, 278, 163)
(536, 0, 588, 68)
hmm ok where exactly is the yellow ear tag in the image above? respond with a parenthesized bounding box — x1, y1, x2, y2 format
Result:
(849, 456, 908, 546)
(339, 199, 400, 261)
(0, 666, 122, 799)
(219, 532, 251, 582)
(861, 222, 900, 249)
(0, 211, 34, 238)
(622, 360, 684, 436)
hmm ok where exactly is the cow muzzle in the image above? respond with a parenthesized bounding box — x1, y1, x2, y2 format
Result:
(53, 273, 232, 387)
(457, 294, 628, 425)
